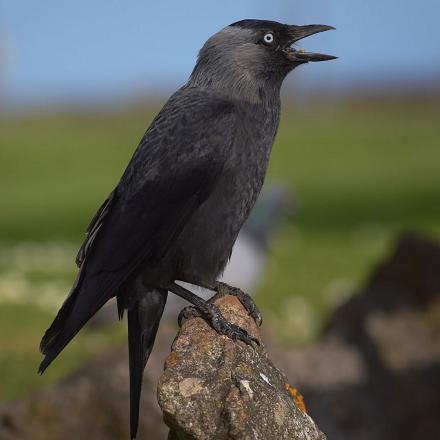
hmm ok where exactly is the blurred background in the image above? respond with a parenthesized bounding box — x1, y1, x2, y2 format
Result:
(0, 1, 439, 439)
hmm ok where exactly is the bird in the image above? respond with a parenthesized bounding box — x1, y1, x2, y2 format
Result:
(39, 19, 336, 439)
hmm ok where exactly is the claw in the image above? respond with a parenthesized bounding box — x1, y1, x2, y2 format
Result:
(177, 305, 200, 327)
(179, 301, 259, 347)
(172, 282, 260, 347)
(207, 301, 259, 346)
(214, 282, 263, 327)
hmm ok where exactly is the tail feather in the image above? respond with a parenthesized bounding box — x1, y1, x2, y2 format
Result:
(39, 270, 85, 356)
(38, 274, 116, 374)
(128, 289, 167, 439)
(39, 293, 77, 358)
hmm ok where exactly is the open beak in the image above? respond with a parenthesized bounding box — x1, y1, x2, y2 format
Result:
(285, 24, 337, 63)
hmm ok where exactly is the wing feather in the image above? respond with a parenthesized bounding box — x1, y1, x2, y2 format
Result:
(39, 90, 237, 371)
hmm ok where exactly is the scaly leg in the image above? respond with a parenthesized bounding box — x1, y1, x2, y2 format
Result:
(168, 282, 259, 346)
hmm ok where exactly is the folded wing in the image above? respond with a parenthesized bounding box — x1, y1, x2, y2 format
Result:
(39, 92, 237, 372)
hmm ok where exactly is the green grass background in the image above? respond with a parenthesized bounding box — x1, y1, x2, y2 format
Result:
(1, 99, 439, 399)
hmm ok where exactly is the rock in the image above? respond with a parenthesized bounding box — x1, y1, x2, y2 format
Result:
(157, 294, 326, 440)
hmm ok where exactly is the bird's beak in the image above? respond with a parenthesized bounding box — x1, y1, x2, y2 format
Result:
(285, 24, 337, 63)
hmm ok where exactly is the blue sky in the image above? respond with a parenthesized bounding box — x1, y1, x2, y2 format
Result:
(1, 0, 439, 107)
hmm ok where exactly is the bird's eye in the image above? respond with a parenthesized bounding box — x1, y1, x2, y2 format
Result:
(263, 33, 274, 44)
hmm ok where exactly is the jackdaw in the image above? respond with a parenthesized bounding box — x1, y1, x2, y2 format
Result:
(39, 19, 336, 439)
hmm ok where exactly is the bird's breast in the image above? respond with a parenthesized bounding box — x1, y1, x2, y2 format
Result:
(173, 103, 280, 282)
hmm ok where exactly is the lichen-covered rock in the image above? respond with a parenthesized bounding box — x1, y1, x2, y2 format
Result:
(158, 295, 326, 440)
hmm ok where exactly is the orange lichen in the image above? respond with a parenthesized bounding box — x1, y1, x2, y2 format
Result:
(285, 383, 307, 414)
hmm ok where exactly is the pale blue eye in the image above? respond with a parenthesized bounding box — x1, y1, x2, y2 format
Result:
(263, 33, 274, 44)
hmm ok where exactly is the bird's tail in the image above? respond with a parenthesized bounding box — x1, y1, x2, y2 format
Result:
(128, 288, 167, 439)
(38, 273, 114, 374)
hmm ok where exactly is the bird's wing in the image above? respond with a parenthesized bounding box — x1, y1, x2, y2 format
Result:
(75, 189, 116, 268)
(39, 92, 237, 372)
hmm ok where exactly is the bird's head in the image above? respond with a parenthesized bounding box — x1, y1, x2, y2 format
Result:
(189, 19, 336, 100)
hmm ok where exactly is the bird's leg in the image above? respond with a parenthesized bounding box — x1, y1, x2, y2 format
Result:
(168, 282, 259, 346)
(199, 280, 262, 327)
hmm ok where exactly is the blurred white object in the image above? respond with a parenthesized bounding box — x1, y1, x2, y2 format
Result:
(222, 231, 265, 292)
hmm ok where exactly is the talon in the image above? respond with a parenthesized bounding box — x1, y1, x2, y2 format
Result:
(202, 302, 259, 347)
(214, 282, 263, 327)
(175, 289, 260, 347)
(177, 305, 200, 327)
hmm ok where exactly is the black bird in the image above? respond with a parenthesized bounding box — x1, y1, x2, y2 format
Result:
(39, 19, 335, 438)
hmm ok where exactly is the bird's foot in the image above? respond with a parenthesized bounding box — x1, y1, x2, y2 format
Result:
(178, 305, 200, 327)
(213, 281, 263, 327)
(178, 302, 259, 347)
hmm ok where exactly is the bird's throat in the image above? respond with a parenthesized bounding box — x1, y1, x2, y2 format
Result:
(188, 62, 283, 105)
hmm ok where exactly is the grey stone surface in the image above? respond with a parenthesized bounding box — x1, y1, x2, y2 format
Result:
(158, 294, 326, 440)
